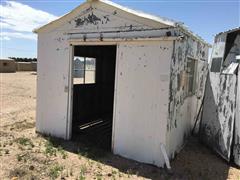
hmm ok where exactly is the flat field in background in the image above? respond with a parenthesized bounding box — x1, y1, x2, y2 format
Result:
(0, 72, 239, 179)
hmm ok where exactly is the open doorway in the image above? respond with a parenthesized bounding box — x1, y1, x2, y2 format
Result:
(71, 45, 117, 151)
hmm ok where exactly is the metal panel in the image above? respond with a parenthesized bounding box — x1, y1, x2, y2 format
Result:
(201, 31, 240, 163)
(234, 67, 240, 166)
(113, 41, 172, 167)
(36, 32, 71, 139)
(201, 74, 237, 161)
(167, 36, 209, 159)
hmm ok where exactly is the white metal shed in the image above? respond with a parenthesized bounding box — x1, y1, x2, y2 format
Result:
(200, 27, 240, 166)
(34, 0, 210, 167)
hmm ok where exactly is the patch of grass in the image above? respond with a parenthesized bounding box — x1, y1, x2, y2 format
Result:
(111, 169, 117, 179)
(96, 172, 103, 180)
(79, 164, 87, 179)
(79, 176, 86, 180)
(88, 160, 94, 167)
(77, 146, 107, 160)
(49, 164, 64, 179)
(112, 170, 117, 175)
(118, 171, 123, 178)
(57, 146, 68, 159)
(16, 137, 34, 148)
(16, 153, 29, 162)
(126, 169, 133, 178)
(44, 141, 57, 156)
(13, 121, 35, 131)
(17, 154, 22, 161)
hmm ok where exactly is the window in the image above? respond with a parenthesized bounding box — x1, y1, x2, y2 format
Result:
(73, 56, 96, 84)
(210, 58, 222, 72)
(3, 62, 8, 66)
(187, 58, 198, 95)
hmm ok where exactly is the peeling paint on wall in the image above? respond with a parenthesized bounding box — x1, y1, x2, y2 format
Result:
(200, 29, 240, 164)
(75, 12, 102, 26)
(167, 35, 208, 158)
(201, 74, 237, 160)
(168, 36, 208, 131)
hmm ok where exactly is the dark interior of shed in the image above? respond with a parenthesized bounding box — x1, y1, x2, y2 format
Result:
(72, 45, 116, 150)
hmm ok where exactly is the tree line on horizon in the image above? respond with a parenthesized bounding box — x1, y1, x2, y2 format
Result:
(8, 57, 37, 62)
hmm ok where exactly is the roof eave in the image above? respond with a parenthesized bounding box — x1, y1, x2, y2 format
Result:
(97, 0, 176, 27)
(216, 27, 240, 37)
(177, 23, 211, 47)
(33, 1, 89, 34)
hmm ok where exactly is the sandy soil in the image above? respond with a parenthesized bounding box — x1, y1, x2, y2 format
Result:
(0, 72, 239, 180)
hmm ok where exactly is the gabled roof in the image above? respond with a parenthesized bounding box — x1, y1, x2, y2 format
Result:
(216, 27, 240, 36)
(34, 0, 176, 33)
(33, 0, 210, 46)
(94, 0, 177, 26)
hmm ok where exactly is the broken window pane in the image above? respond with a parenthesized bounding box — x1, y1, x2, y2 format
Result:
(210, 58, 222, 72)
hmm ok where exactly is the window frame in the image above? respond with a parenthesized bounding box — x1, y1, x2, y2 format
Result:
(210, 57, 222, 73)
(186, 57, 198, 96)
(73, 56, 96, 85)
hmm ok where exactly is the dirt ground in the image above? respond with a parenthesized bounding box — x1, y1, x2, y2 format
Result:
(0, 72, 240, 180)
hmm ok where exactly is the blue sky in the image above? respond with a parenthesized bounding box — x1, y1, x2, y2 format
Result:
(0, 0, 239, 58)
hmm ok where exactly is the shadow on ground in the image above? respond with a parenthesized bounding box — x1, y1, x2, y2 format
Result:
(42, 135, 233, 180)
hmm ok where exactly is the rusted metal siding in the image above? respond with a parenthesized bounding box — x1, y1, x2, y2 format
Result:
(167, 36, 208, 158)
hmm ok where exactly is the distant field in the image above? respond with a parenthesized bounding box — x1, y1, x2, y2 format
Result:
(0, 72, 239, 179)
(74, 70, 95, 84)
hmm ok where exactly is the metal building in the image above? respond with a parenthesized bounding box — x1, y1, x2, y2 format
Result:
(34, 0, 210, 167)
(200, 27, 240, 166)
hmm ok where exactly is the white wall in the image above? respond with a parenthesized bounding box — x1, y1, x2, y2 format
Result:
(36, 32, 70, 139)
(113, 41, 172, 167)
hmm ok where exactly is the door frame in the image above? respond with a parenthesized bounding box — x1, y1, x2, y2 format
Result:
(66, 41, 119, 152)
